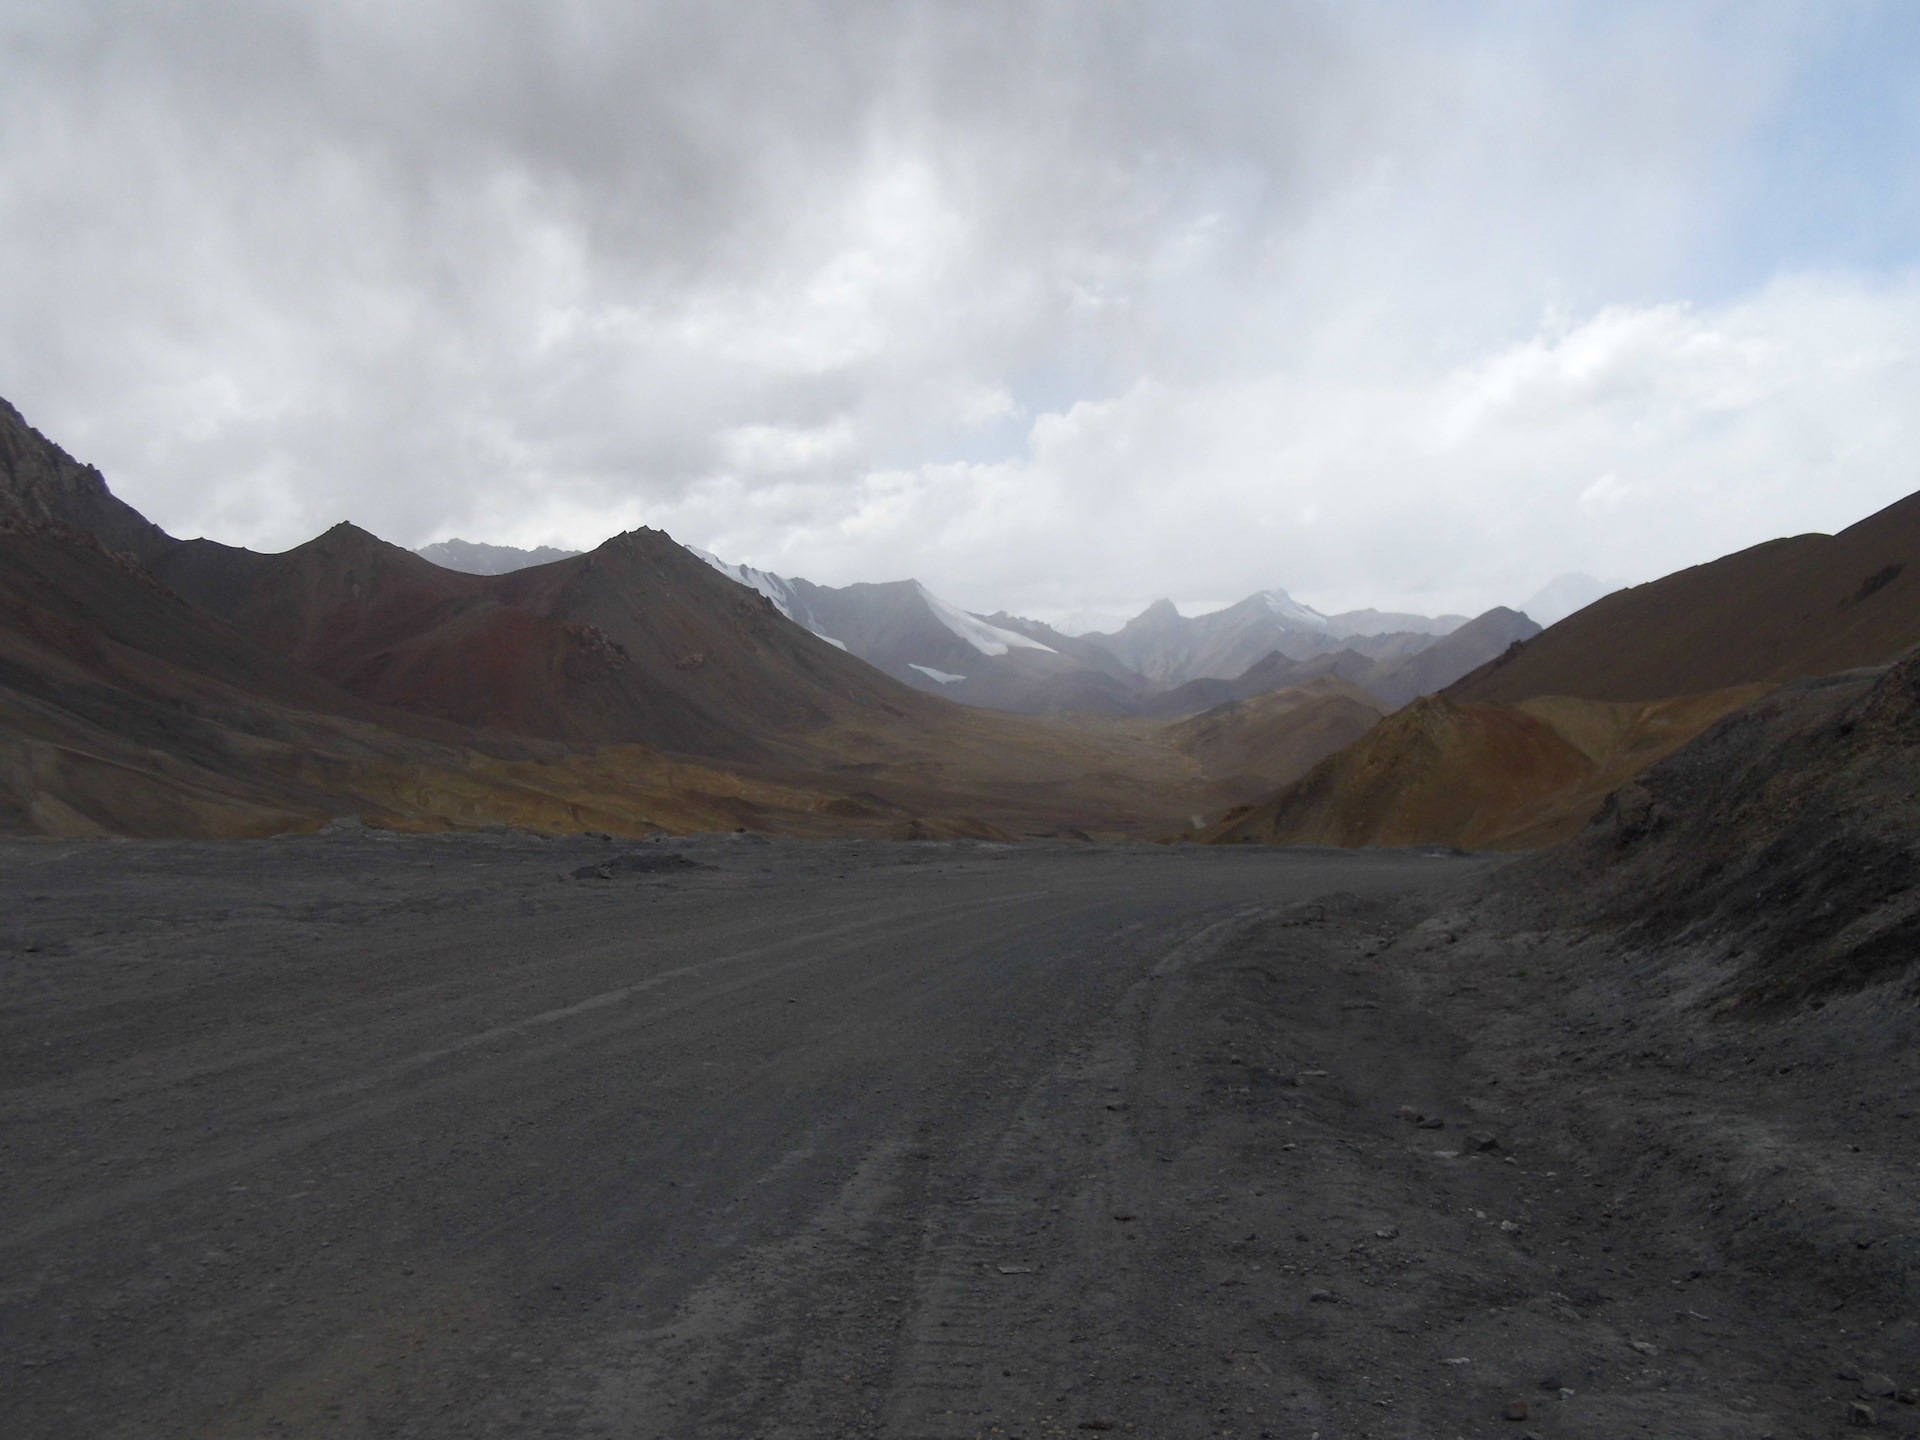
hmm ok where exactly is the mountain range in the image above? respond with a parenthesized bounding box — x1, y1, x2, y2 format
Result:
(416, 538, 582, 574)
(670, 547, 1532, 718)
(0, 398, 1215, 839)
(431, 536, 1534, 719)
(12, 385, 1920, 859)
(1207, 488, 1920, 849)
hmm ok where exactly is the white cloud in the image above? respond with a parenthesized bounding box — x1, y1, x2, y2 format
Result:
(673, 272, 1920, 619)
(1577, 474, 1634, 518)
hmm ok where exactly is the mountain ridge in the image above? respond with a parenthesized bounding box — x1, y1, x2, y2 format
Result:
(685, 545, 1518, 717)
(1206, 488, 1920, 852)
(1447, 492, 1920, 704)
(416, 538, 582, 575)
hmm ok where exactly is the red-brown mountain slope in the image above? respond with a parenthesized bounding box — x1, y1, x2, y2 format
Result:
(0, 518, 589, 836)
(3, 397, 952, 766)
(151, 523, 947, 762)
(0, 397, 1220, 839)
(0, 519, 491, 746)
(0, 516, 1217, 841)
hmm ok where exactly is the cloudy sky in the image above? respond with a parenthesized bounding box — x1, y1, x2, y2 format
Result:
(2, 2, 1917, 624)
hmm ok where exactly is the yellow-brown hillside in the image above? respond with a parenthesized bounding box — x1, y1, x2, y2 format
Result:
(1202, 685, 1769, 851)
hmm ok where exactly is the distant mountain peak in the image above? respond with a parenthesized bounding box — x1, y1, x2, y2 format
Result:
(1323, 607, 1469, 639)
(1518, 571, 1626, 627)
(1253, 588, 1333, 632)
(417, 538, 583, 576)
(1125, 598, 1183, 630)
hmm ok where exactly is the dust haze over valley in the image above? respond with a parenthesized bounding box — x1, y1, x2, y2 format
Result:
(6, 5, 1920, 1439)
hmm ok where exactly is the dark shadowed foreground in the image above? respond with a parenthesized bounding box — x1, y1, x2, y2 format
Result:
(3, 835, 1915, 1439)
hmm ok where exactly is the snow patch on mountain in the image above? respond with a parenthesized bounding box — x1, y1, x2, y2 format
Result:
(686, 545, 797, 611)
(916, 583, 1055, 656)
(909, 664, 967, 684)
(1252, 588, 1334, 632)
(686, 545, 846, 649)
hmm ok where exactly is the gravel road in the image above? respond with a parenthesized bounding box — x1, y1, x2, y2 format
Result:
(4, 831, 1908, 1438)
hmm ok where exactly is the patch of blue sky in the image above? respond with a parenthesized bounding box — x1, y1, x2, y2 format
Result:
(1713, 2, 1920, 294)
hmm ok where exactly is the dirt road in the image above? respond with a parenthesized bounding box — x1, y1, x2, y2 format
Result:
(2, 832, 1909, 1438)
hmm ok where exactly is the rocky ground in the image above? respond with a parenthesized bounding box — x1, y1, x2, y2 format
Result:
(799, 885, 1920, 1440)
(2, 830, 1914, 1438)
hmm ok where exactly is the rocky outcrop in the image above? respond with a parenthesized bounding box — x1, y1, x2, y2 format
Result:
(0, 399, 175, 566)
(1513, 652, 1920, 1007)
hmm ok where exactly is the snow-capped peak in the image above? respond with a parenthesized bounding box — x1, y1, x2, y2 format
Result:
(1255, 588, 1333, 632)
(916, 583, 1055, 656)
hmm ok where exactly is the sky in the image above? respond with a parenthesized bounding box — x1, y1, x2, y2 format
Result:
(2, 1, 1918, 625)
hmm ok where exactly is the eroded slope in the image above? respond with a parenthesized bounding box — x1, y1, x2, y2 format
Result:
(1203, 686, 1767, 850)
(1156, 675, 1387, 790)
(1507, 652, 1920, 1007)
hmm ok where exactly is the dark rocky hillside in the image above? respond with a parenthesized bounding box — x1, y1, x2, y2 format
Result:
(1508, 650, 1920, 1007)
(0, 398, 174, 565)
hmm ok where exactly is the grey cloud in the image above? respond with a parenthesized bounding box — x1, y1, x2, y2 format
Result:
(0, 3, 1372, 526)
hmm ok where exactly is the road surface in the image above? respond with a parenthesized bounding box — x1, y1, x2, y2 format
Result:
(6, 830, 1889, 1438)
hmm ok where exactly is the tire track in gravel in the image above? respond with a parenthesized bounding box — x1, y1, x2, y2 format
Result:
(882, 907, 1282, 1440)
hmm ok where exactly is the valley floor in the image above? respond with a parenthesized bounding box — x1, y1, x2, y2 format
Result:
(1, 835, 1912, 1438)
